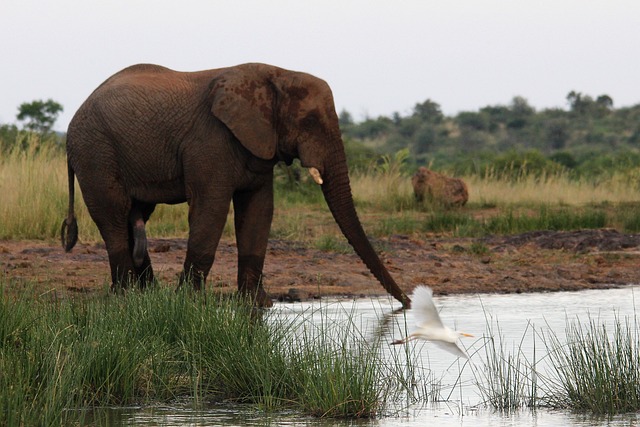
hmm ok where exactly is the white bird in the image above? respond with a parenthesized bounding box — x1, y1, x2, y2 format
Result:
(392, 285, 473, 358)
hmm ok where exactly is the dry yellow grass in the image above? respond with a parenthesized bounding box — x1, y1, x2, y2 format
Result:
(2, 137, 639, 242)
(466, 171, 640, 206)
(0, 138, 85, 240)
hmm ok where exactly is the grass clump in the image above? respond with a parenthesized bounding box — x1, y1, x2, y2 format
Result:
(287, 312, 394, 418)
(0, 281, 416, 424)
(544, 315, 640, 414)
(473, 309, 640, 416)
(473, 317, 539, 411)
(482, 205, 607, 235)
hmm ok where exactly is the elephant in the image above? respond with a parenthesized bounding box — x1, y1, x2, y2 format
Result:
(60, 63, 411, 308)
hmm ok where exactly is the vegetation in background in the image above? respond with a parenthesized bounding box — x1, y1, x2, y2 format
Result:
(340, 91, 640, 182)
(2, 132, 640, 243)
(1, 93, 640, 244)
(16, 99, 64, 134)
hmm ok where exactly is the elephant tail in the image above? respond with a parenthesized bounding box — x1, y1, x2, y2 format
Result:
(61, 162, 78, 252)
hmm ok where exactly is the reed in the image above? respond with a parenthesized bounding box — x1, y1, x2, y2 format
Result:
(288, 308, 391, 417)
(472, 309, 640, 415)
(472, 315, 539, 411)
(0, 281, 422, 423)
(543, 314, 640, 414)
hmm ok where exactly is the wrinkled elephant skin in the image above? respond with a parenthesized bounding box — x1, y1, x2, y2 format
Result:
(61, 63, 411, 308)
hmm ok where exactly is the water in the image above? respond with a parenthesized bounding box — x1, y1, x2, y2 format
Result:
(101, 286, 640, 426)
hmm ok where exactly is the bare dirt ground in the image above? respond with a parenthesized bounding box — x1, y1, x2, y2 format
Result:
(1, 229, 639, 302)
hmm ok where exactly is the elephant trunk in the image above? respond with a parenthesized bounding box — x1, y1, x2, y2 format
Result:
(320, 158, 411, 308)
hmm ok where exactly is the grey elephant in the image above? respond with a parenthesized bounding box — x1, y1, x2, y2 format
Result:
(61, 63, 411, 308)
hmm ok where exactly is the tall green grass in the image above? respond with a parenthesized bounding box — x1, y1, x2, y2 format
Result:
(2, 277, 638, 422)
(474, 317, 538, 411)
(0, 281, 426, 424)
(475, 310, 640, 415)
(543, 315, 640, 414)
(371, 205, 611, 238)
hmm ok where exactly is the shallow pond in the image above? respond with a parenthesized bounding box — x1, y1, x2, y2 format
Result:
(97, 286, 640, 426)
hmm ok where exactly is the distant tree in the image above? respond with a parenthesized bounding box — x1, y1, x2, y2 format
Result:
(567, 91, 592, 115)
(349, 117, 393, 140)
(413, 124, 437, 154)
(412, 99, 443, 123)
(545, 118, 571, 150)
(338, 109, 354, 127)
(16, 99, 63, 133)
(397, 116, 421, 138)
(0, 124, 20, 152)
(456, 111, 489, 131)
(480, 105, 510, 131)
(567, 91, 612, 118)
(596, 94, 614, 111)
(507, 96, 535, 128)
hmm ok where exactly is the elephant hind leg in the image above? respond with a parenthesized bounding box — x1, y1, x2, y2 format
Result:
(128, 201, 156, 288)
(80, 191, 135, 290)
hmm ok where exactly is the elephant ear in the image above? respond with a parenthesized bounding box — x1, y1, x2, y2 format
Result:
(209, 67, 277, 160)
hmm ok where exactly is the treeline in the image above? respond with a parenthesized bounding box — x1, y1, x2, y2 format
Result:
(340, 92, 640, 180)
(0, 124, 64, 154)
(3, 93, 640, 181)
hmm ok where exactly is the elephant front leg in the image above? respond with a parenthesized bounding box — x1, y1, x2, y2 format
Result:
(233, 183, 274, 307)
(181, 193, 232, 291)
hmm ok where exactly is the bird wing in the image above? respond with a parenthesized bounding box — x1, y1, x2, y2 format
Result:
(412, 286, 444, 329)
(431, 340, 469, 359)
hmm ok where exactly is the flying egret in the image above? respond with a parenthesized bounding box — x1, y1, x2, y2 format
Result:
(392, 285, 473, 358)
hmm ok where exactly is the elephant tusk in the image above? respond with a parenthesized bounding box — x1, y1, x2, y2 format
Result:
(308, 167, 323, 185)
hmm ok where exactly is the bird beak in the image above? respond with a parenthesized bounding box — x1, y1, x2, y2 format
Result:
(461, 333, 474, 337)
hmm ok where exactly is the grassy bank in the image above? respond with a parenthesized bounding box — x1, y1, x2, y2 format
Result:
(2, 137, 640, 243)
(0, 283, 425, 424)
(2, 281, 639, 424)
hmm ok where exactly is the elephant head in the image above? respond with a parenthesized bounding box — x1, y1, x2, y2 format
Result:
(210, 64, 411, 308)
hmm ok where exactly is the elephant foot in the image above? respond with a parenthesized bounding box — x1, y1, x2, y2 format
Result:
(255, 287, 273, 308)
(177, 268, 206, 291)
(136, 269, 155, 290)
(240, 286, 273, 308)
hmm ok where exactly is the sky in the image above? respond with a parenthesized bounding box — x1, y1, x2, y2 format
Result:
(1, 0, 639, 132)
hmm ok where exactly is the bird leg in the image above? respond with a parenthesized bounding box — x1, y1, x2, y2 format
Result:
(391, 334, 418, 345)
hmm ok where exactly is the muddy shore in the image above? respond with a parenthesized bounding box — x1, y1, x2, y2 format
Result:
(1, 229, 639, 302)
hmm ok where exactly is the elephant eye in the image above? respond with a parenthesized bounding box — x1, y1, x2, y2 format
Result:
(300, 111, 321, 131)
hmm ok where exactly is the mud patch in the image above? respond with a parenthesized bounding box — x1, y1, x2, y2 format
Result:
(1, 229, 638, 301)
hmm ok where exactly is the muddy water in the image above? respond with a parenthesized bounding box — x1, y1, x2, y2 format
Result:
(101, 287, 640, 426)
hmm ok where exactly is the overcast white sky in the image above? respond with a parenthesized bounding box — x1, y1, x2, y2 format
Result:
(1, 0, 639, 131)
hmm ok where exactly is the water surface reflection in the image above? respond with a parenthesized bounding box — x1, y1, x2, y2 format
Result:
(104, 286, 639, 426)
